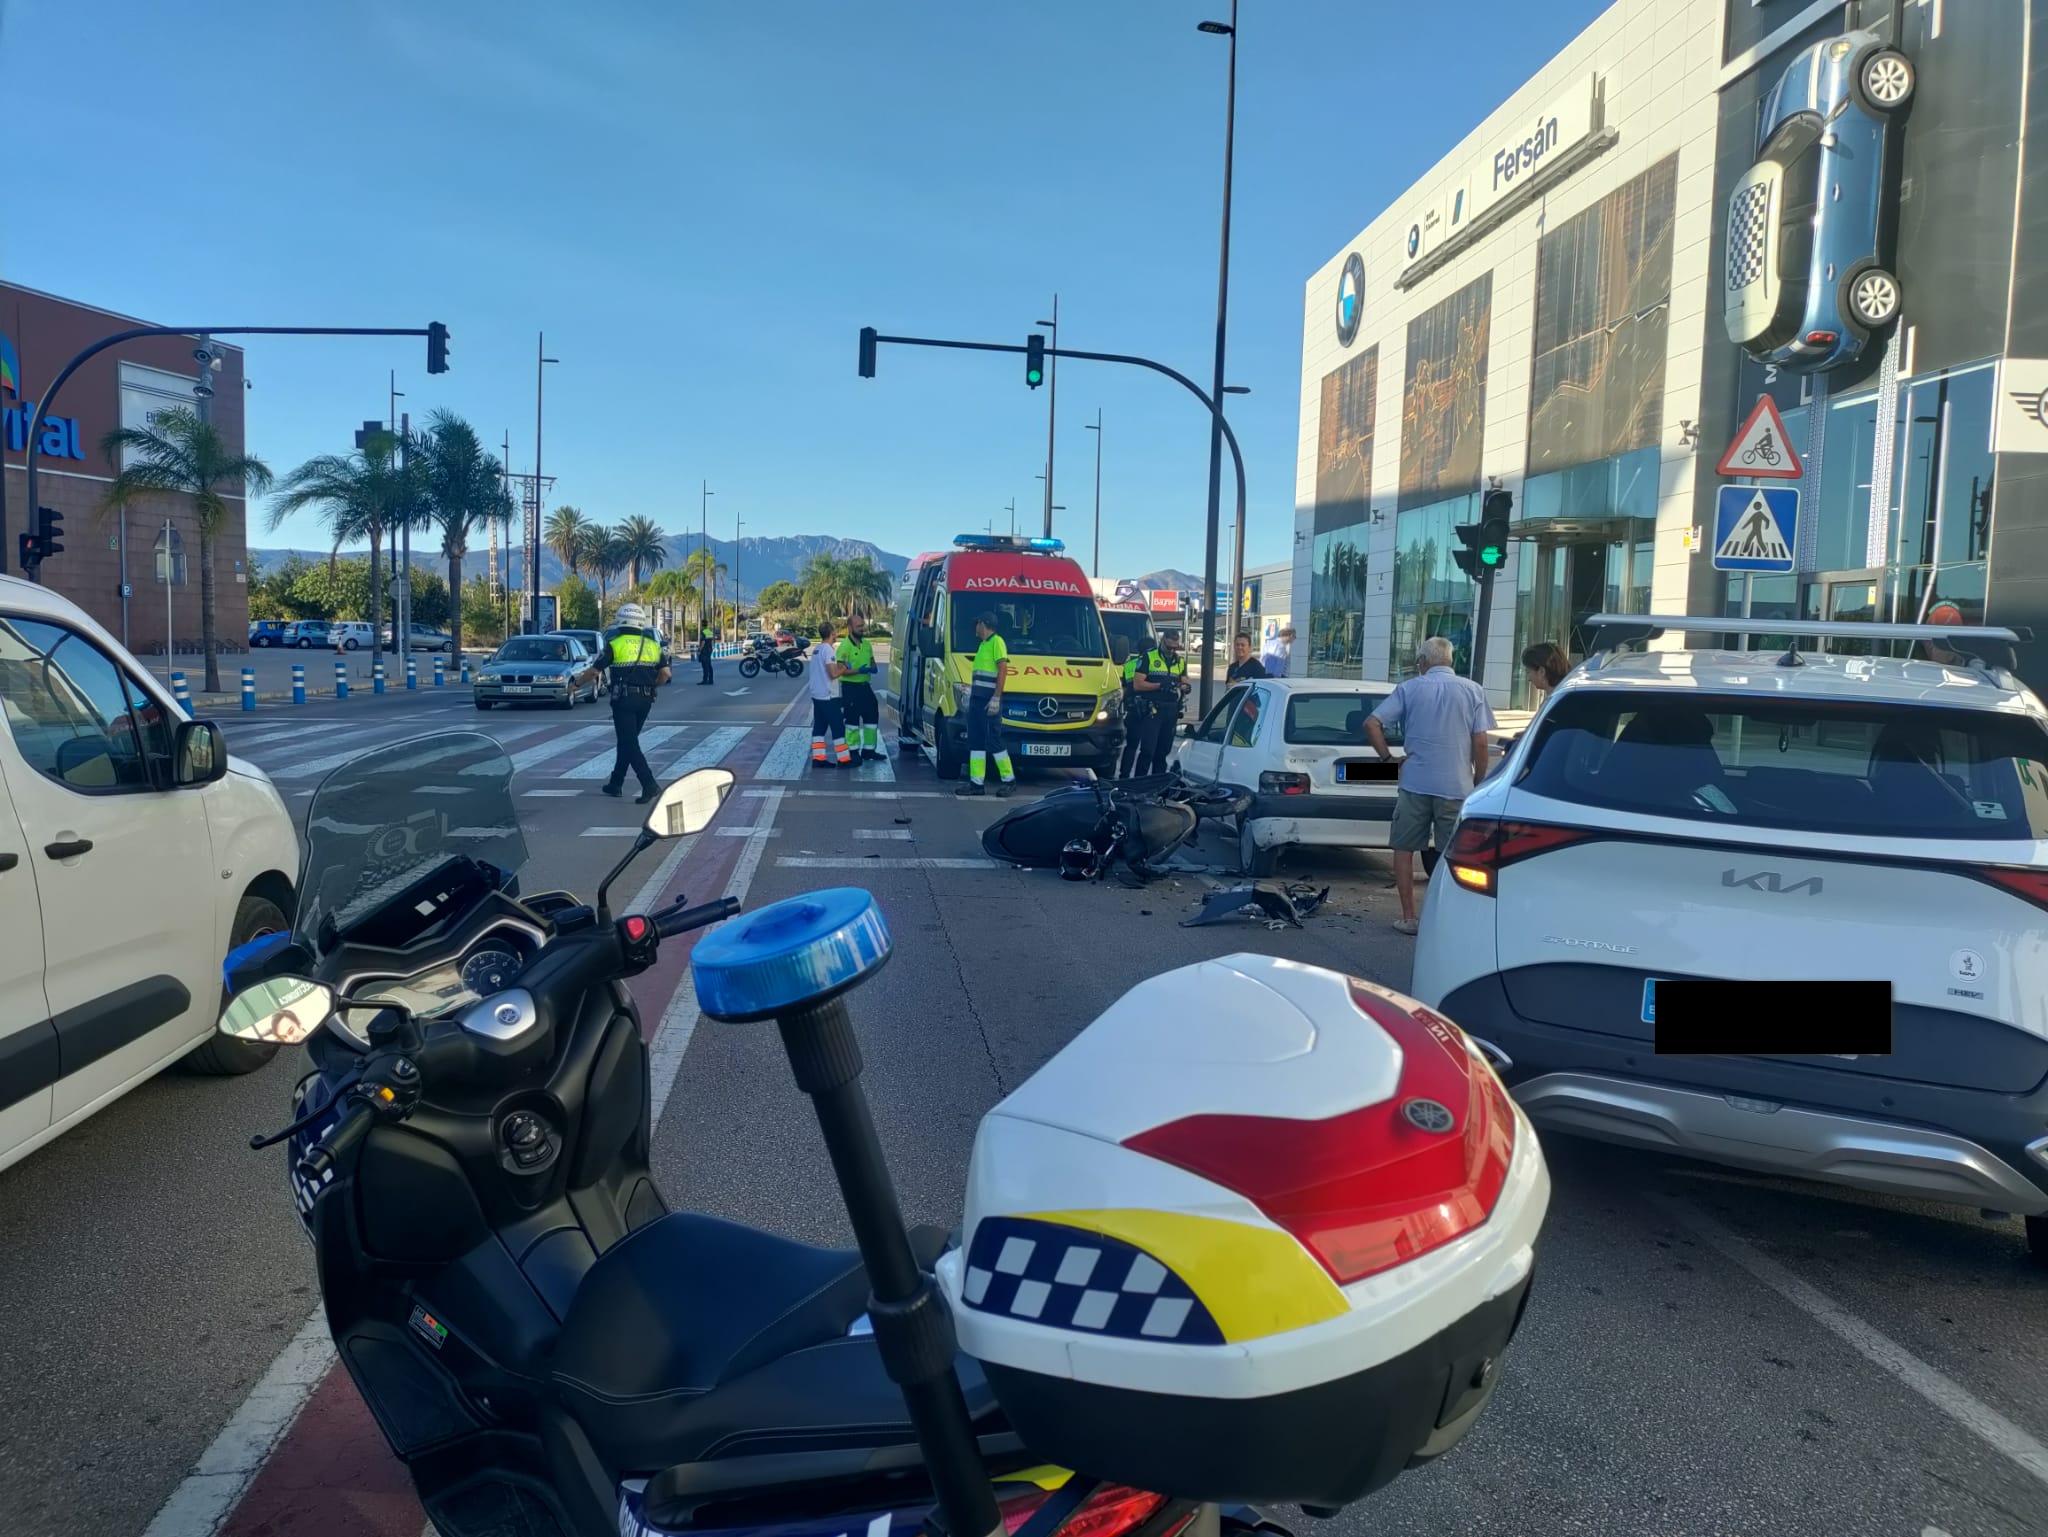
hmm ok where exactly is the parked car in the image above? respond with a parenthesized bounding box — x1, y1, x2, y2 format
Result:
(329, 620, 375, 652)
(1724, 28, 1914, 373)
(1172, 677, 1403, 876)
(382, 622, 453, 652)
(551, 630, 609, 695)
(0, 574, 300, 1174)
(474, 634, 601, 710)
(1411, 615, 2048, 1266)
(247, 619, 289, 648)
(282, 619, 330, 649)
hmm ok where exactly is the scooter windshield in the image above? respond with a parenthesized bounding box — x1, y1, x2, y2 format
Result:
(295, 731, 526, 947)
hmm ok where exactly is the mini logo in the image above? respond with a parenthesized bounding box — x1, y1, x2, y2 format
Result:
(1335, 252, 1365, 345)
(1035, 695, 1062, 720)
(1402, 1097, 1456, 1134)
(2012, 387, 2048, 430)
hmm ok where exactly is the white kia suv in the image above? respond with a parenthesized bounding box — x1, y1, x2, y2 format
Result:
(1412, 616, 2048, 1265)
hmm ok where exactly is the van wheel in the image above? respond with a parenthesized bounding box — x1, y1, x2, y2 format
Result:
(1239, 819, 1280, 878)
(935, 726, 965, 781)
(1856, 47, 1914, 112)
(185, 893, 289, 1076)
(1845, 265, 1902, 329)
(2027, 1215, 2048, 1270)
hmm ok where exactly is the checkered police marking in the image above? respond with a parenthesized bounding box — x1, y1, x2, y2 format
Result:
(961, 1217, 1223, 1345)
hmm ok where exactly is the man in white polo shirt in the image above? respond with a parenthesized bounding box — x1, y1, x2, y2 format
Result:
(806, 621, 851, 769)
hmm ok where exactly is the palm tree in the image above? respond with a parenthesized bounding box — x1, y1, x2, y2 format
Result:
(586, 529, 628, 608)
(641, 567, 698, 639)
(99, 408, 274, 694)
(836, 554, 894, 620)
(681, 546, 727, 636)
(797, 551, 847, 620)
(270, 430, 410, 665)
(545, 506, 592, 575)
(410, 410, 512, 656)
(613, 515, 668, 590)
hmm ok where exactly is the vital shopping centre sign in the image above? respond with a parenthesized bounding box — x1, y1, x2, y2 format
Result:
(0, 332, 87, 461)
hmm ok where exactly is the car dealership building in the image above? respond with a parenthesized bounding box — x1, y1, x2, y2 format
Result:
(1294, 0, 2048, 700)
(1, 283, 249, 651)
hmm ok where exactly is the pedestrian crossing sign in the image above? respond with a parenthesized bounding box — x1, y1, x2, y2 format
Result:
(1712, 485, 1799, 573)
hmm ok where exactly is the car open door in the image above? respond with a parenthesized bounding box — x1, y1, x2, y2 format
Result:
(1176, 685, 1245, 782)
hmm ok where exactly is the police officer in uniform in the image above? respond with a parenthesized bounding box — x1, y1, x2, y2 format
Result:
(596, 602, 670, 802)
(837, 612, 883, 762)
(1113, 630, 1151, 779)
(1135, 630, 1188, 776)
(697, 625, 715, 685)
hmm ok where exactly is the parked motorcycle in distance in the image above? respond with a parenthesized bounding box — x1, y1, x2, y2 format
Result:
(736, 637, 802, 680)
(221, 730, 1548, 1537)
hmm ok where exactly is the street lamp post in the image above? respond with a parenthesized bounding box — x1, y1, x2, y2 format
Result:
(532, 334, 558, 633)
(701, 480, 714, 638)
(1037, 297, 1058, 538)
(732, 505, 743, 639)
(1197, 4, 1239, 703)
(1004, 498, 1017, 538)
(1083, 410, 1103, 576)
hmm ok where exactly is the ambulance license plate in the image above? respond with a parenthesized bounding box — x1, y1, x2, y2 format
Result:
(1022, 743, 1071, 757)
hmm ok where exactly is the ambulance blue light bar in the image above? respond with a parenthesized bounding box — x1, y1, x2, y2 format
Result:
(952, 534, 1065, 554)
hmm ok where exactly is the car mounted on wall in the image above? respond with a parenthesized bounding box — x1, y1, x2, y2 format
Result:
(1724, 28, 1914, 373)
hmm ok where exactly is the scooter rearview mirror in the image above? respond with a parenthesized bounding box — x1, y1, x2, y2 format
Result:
(219, 976, 334, 1045)
(646, 767, 735, 839)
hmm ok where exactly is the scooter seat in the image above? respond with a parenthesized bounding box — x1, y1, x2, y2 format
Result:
(552, 1212, 998, 1473)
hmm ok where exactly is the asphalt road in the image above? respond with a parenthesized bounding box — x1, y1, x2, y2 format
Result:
(2, 671, 2044, 1537)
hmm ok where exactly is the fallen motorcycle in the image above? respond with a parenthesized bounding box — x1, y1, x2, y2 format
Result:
(980, 769, 1252, 880)
(219, 730, 1547, 1537)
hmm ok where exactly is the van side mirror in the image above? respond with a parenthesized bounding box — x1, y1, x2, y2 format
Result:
(173, 720, 228, 786)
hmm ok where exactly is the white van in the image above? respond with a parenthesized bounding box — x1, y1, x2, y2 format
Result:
(0, 576, 300, 1174)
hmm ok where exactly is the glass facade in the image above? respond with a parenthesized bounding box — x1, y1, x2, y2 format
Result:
(1309, 527, 1369, 678)
(1399, 274, 1491, 511)
(1391, 492, 1478, 676)
(1310, 347, 1378, 678)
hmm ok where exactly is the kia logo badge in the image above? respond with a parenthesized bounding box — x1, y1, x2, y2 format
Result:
(1402, 1097, 1456, 1134)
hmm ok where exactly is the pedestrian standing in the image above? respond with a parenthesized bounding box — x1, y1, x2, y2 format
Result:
(955, 611, 1016, 797)
(698, 625, 715, 685)
(837, 612, 883, 762)
(1135, 630, 1188, 776)
(1521, 641, 1568, 700)
(1260, 625, 1295, 679)
(597, 602, 670, 804)
(807, 621, 852, 769)
(1227, 631, 1268, 683)
(1365, 635, 1495, 935)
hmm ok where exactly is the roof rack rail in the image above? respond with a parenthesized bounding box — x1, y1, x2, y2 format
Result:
(1582, 613, 2031, 676)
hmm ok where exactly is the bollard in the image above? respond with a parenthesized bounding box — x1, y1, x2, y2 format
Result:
(292, 663, 306, 706)
(171, 671, 192, 711)
(241, 667, 256, 712)
(335, 659, 349, 701)
(406, 656, 418, 691)
(460, 655, 471, 684)
(433, 654, 445, 687)
(373, 660, 386, 696)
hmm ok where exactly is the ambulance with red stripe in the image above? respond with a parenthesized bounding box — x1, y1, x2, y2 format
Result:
(890, 535, 1124, 778)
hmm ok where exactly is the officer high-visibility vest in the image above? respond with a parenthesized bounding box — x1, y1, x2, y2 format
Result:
(838, 635, 876, 685)
(1144, 648, 1186, 683)
(970, 634, 1008, 691)
(610, 630, 663, 666)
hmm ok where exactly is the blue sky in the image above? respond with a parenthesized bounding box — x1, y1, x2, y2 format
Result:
(4, 0, 1603, 578)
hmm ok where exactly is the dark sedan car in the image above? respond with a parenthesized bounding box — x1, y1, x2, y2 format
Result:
(474, 634, 601, 710)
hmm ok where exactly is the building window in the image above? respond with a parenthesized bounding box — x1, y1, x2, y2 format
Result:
(1390, 492, 1478, 675)
(1527, 156, 1678, 476)
(1308, 524, 1368, 679)
(153, 526, 188, 586)
(1399, 273, 1491, 512)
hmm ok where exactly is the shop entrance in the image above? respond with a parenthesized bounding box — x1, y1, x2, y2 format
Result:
(1524, 535, 1626, 662)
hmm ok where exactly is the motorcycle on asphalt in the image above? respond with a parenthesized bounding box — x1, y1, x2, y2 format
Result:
(220, 730, 1549, 1537)
(736, 639, 803, 680)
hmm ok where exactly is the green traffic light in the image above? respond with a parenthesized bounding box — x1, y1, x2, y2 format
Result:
(1481, 545, 1503, 566)
(1026, 368, 1043, 385)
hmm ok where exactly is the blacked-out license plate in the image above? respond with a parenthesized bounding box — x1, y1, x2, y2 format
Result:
(1648, 979, 1893, 1055)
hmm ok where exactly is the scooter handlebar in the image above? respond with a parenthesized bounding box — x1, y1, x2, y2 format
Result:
(295, 1096, 374, 1183)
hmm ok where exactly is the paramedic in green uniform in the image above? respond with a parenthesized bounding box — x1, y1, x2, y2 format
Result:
(837, 613, 883, 763)
(955, 612, 1016, 797)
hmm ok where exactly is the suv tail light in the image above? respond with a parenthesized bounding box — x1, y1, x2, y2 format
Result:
(1259, 770, 1310, 795)
(1445, 817, 1593, 895)
(997, 1482, 1177, 1537)
(1123, 980, 1513, 1286)
(1979, 866, 2048, 911)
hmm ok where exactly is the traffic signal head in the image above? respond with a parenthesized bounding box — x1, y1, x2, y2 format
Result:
(858, 326, 878, 379)
(35, 506, 63, 561)
(1025, 333, 1046, 389)
(1477, 488, 1511, 570)
(426, 321, 450, 374)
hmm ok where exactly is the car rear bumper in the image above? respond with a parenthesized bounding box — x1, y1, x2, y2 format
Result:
(1436, 975, 2048, 1214)
(1246, 793, 1395, 850)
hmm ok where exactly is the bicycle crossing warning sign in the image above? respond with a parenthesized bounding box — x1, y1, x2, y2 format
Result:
(1716, 395, 1803, 479)
(1713, 485, 1799, 572)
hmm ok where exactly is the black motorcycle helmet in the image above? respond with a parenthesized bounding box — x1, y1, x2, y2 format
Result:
(1058, 839, 1102, 882)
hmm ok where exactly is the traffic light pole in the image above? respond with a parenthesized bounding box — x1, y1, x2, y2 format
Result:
(10, 322, 440, 579)
(1469, 566, 1496, 684)
(858, 328, 1247, 716)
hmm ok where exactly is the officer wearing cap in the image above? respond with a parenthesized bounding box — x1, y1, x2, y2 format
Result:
(596, 602, 670, 803)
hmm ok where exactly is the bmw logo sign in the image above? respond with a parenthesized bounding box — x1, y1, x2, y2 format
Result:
(1406, 223, 1422, 259)
(1334, 252, 1365, 346)
(1401, 1097, 1457, 1134)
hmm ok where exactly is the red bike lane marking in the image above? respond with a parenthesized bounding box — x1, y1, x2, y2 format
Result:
(213, 698, 801, 1537)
